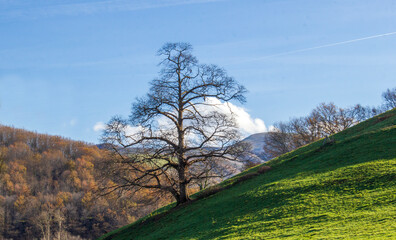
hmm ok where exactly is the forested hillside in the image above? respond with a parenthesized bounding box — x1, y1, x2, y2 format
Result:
(0, 126, 170, 239)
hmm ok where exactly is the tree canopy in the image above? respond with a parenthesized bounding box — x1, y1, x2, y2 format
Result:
(102, 43, 247, 204)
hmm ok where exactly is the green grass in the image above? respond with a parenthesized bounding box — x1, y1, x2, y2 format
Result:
(99, 109, 396, 240)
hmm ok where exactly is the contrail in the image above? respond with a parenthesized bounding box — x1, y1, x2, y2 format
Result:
(252, 31, 396, 61)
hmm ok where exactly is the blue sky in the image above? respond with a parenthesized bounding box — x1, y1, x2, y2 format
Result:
(1, 0, 395, 143)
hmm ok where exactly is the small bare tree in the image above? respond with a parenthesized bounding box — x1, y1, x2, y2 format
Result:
(101, 43, 247, 205)
(54, 209, 65, 240)
(262, 122, 295, 158)
(382, 87, 396, 110)
(37, 210, 52, 240)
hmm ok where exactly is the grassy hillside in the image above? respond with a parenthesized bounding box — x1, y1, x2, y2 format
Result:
(100, 109, 396, 240)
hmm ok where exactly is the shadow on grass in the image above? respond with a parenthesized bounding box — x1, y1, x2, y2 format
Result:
(101, 110, 396, 240)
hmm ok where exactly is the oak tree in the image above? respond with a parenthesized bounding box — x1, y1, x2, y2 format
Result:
(102, 43, 247, 205)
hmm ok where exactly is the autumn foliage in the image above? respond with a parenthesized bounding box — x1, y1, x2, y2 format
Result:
(0, 125, 170, 239)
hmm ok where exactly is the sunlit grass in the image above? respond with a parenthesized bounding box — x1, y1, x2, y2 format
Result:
(99, 109, 396, 240)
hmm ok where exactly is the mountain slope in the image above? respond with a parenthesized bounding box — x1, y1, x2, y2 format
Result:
(239, 132, 268, 162)
(241, 132, 268, 156)
(100, 109, 396, 240)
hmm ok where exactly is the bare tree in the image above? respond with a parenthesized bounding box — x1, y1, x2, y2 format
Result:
(263, 102, 375, 159)
(288, 116, 321, 146)
(54, 209, 65, 240)
(382, 87, 396, 110)
(309, 102, 364, 137)
(37, 210, 52, 240)
(263, 122, 295, 159)
(101, 43, 247, 205)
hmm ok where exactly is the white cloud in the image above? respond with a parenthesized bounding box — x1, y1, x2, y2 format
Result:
(94, 97, 268, 138)
(93, 121, 106, 132)
(141, 97, 268, 136)
(124, 124, 146, 136)
(202, 97, 268, 136)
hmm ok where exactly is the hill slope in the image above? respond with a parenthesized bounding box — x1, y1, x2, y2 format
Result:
(0, 125, 169, 239)
(240, 132, 268, 161)
(100, 109, 396, 240)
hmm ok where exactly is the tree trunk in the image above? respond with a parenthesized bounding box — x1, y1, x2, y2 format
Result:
(177, 166, 189, 204)
(177, 74, 189, 205)
(57, 219, 62, 240)
(46, 222, 50, 240)
(178, 164, 189, 205)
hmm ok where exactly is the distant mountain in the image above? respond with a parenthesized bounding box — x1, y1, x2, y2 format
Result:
(96, 142, 114, 150)
(240, 132, 268, 162)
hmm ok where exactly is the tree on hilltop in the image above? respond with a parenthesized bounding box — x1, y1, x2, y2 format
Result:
(101, 43, 247, 205)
